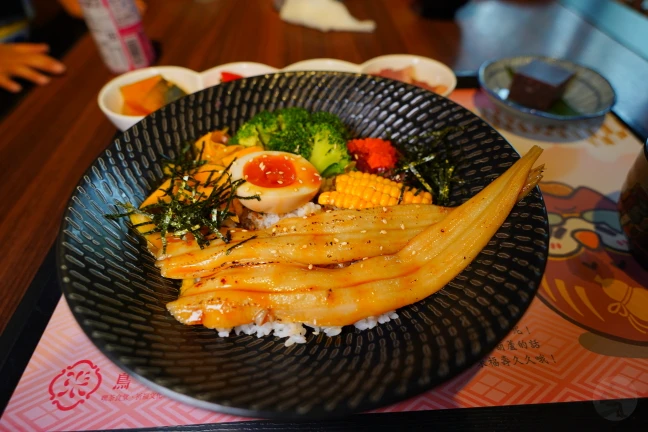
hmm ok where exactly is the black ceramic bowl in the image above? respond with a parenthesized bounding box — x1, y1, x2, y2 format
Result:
(57, 71, 549, 418)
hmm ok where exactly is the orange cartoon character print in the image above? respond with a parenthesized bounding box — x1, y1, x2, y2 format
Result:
(538, 182, 648, 345)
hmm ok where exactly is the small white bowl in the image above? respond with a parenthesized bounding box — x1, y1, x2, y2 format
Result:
(360, 54, 456, 97)
(283, 58, 360, 73)
(98, 66, 202, 131)
(201, 62, 279, 88)
(99, 57, 456, 131)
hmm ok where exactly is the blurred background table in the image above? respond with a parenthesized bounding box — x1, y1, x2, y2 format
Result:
(1, 0, 648, 380)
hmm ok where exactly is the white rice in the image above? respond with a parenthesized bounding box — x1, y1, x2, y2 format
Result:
(247, 202, 322, 229)
(215, 311, 399, 346)
(353, 310, 400, 330)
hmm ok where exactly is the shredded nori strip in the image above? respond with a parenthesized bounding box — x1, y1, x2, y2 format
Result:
(394, 126, 464, 206)
(106, 143, 259, 254)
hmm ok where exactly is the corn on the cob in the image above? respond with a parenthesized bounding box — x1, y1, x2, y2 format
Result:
(318, 172, 433, 209)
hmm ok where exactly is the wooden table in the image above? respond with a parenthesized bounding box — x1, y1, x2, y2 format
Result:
(1, 0, 648, 334)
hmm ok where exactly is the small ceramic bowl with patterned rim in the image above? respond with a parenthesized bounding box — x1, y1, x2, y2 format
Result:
(478, 56, 616, 124)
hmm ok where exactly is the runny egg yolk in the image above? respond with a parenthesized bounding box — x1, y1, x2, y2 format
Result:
(230, 151, 322, 214)
(243, 155, 297, 188)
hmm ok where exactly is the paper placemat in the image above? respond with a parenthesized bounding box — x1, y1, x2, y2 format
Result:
(2, 89, 647, 431)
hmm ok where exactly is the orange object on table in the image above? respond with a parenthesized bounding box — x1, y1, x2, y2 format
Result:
(119, 75, 162, 115)
(119, 75, 188, 116)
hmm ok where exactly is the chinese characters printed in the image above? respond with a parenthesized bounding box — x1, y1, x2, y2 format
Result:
(100, 372, 162, 401)
(112, 373, 131, 390)
(479, 326, 557, 368)
(101, 393, 163, 401)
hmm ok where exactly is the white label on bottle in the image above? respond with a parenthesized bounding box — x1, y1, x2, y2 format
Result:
(79, 0, 153, 73)
(123, 34, 146, 68)
(108, 0, 141, 28)
(80, 0, 130, 72)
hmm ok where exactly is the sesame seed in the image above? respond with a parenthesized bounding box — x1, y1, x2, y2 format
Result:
(290, 226, 296, 231)
(271, 250, 277, 254)
(284, 156, 288, 160)
(360, 263, 364, 268)
(279, 171, 284, 174)
(326, 209, 332, 213)
(277, 180, 283, 184)
(266, 172, 271, 175)
(382, 219, 387, 224)
(293, 188, 299, 192)
(244, 175, 249, 179)
(380, 246, 383, 250)
(360, 230, 367, 233)
(308, 264, 313, 270)
(301, 167, 306, 171)
(302, 244, 307, 249)
(303, 216, 307, 219)
(230, 230, 236, 233)
(283, 227, 288, 232)
(341, 242, 348, 246)
(242, 229, 248, 232)
(380, 230, 387, 234)
(272, 228, 276, 233)
(382, 207, 388, 212)
(412, 250, 416, 255)
(299, 179, 303, 184)
(415, 205, 420, 208)
(262, 155, 268, 158)
(259, 162, 265, 170)
(400, 224, 405, 230)
(362, 257, 368, 260)
(334, 238, 340, 243)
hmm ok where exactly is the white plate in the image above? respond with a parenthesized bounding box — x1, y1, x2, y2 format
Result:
(201, 62, 280, 88)
(98, 66, 202, 132)
(360, 54, 456, 97)
(282, 58, 360, 73)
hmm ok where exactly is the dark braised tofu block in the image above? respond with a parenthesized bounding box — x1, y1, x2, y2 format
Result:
(508, 60, 574, 111)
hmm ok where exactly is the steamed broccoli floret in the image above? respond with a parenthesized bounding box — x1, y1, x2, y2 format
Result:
(276, 107, 311, 131)
(307, 122, 352, 177)
(267, 127, 312, 159)
(231, 107, 353, 176)
(229, 122, 262, 147)
(248, 111, 280, 146)
(309, 111, 350, 139)
(230, 110, 279, 147)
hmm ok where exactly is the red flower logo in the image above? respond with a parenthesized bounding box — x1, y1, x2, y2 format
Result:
(48, 360, 102, 411)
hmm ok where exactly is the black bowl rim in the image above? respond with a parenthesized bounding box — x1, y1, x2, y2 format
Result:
(57, 70, 549, 419)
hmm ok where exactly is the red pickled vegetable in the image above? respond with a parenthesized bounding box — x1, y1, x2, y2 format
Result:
(220, 72, 244, 82)
(347, 138, 399, 173)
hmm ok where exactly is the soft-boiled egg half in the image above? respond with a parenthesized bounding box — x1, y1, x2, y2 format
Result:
(230, 151, 322, 214)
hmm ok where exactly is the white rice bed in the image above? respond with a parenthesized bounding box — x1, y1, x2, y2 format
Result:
(216, 311, 399, 346)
